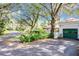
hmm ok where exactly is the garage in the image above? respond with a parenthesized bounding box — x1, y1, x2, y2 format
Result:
(63, 29, 78, 39)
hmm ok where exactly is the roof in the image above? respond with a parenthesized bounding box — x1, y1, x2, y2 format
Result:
(60, 18, 79, 23)
(65, 18, 79, 22)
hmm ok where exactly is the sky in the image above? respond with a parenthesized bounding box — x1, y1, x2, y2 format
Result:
(60, 4, 79, 21)
(60, 12, 79, 21)
(10, 3, 79, 22)
(11, 10, 79, 21)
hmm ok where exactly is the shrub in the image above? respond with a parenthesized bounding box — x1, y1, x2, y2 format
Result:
(19, 34, 31, 43)
(0, 19, 5, 35)
(19, 28, 49, 43)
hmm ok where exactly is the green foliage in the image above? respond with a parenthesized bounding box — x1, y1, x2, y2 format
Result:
(16, 27, 25, 31)
(63, 8, 72, 15)
(0, 19, 5, 35)
(75, 9, 79, 15)
(19, 28, 49, 43)
(19, 34, 31, 42)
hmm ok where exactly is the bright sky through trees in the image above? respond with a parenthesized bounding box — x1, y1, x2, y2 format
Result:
(8, 3, 79, 22)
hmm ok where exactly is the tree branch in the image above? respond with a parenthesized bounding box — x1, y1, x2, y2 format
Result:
(54, 3, 63, 16)
(40, 3, 51, 14)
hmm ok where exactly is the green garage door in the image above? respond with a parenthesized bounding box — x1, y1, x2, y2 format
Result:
(63, 29, 78, 39)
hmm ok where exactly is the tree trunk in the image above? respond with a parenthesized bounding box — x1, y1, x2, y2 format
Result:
(49, 15, 59, 39)
(49, 16, 55, 38)
(49, 3, 62, 39)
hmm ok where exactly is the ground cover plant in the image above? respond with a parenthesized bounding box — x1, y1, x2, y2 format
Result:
(19, 28, 49, 43)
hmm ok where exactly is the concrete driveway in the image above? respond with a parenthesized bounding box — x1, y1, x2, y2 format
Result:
(0, 32, 78, 56)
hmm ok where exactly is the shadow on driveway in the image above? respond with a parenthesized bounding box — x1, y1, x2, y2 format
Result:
(0, 38, 78, 56)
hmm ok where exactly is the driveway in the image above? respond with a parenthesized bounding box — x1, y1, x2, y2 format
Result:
(0, 32, 78, 56)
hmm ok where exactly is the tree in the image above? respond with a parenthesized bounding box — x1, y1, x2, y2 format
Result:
(38, 3, 62, 38)
(0, 3, 11, 35)
(39, 3, 79, 38)
(10, 4, 42, 33)
(0, 3, 78, 37)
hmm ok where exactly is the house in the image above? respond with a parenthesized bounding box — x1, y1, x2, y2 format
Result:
(59, 18, 79, 39)
(44, 18, 79, 39)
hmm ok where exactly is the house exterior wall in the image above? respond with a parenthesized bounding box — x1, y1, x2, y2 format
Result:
(59, 21, 79, 39)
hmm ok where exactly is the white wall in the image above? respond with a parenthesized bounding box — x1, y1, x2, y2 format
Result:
(59, 22, 79, 39)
